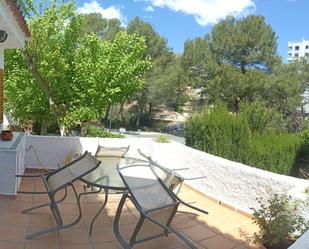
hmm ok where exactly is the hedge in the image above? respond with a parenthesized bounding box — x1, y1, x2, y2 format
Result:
(84, 126, 124, 138)
(246, 132, 300, 175)
(185, 104, 251, 163)
(185, 104, 307, 176)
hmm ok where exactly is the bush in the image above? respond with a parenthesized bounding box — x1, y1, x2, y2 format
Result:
(185, 103, 308, 175)
(251, 193, 309, 249)
(156, 134, 169, 143)
(239, 101, 286, 134)
(185, 103, 251, 162)
(247, 132, 300, 175)
(84, 126, 124, 138)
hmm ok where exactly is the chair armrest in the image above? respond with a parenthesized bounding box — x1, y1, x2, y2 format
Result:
(182, 176, 207, 181)
(169, 190, 208, 215)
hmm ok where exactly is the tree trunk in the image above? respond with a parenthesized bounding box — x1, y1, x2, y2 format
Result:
(136, 104, 143, 127)
(23, 49, 65, 134)
(118, 101, 125, 121)
(40, 119, 48, 135)
(136, 89, 147, 127)
(240, 61, 246, 74)
(148, 102, 152, 116)
(23, 49, 58, 116)
(104, 104, 111, 121)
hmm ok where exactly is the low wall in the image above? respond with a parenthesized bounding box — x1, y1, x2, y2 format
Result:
(25, 135, 309, 215)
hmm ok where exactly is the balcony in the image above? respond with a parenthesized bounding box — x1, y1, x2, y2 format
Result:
(0, 177, 261, 249)
(0, 135, 308, 249)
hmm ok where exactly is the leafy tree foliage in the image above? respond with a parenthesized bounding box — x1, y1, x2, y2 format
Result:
(239, 100, 286, 134)
(126, 17, 175, 125)
(182, 15, 304, 118)
(209, 15, 279, 73)
(80, 13, 123, 40)
(5, 1, 150, 134)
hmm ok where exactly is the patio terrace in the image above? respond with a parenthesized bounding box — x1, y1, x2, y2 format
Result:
(0, 175, 261, 249)
(0, 134, 308, 249)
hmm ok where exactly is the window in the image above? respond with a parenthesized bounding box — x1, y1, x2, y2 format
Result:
(306, 45, 309, 49)
(294, 53, 299, 57)
(295, 46, 300, 51)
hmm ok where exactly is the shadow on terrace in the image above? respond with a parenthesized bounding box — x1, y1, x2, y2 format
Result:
(0, 180, 261, 249)
(0, 134, 268, 249)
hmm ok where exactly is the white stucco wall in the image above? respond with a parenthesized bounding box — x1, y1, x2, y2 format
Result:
(25, 135, 309, 215)
(288, 230, 309, 249)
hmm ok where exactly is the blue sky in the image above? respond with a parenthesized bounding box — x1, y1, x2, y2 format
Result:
(77, 0, 309, 61)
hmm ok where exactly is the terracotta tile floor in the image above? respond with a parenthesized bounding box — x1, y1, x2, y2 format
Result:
(0, 177, 264, 249)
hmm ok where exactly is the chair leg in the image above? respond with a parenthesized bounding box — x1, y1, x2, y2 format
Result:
(113, 193, 132, 249)
(26, 185, 83, 240)
(22, 187, 68, 214)
(172, 228, 198, 249)
(79, 187, 102, 200)
(88, 189, 108, 235)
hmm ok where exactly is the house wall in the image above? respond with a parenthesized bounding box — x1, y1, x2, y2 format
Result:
(0, 55, 3, 125)
(25, 135, 309, 216)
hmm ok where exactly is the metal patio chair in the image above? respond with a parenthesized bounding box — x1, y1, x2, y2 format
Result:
(16, 151, 101, 239)
(137, 149, 208, 215)
(95, 145, 130, 157)
(114, 163, 208, 249)
(82, 145, 130, 194)
(138, 149, 206, 194)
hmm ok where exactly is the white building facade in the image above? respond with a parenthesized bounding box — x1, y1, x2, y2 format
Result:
(287, 39, 309, 62)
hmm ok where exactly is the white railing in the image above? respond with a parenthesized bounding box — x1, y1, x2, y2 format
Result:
(25, 135, 309, 215)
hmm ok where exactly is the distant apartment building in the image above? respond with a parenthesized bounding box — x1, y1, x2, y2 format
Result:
(288, 39, 309, 114)
(287, 39, 309, 62)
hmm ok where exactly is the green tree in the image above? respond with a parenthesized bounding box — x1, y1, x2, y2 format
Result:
(209, 15, 279, 73)
(239, 100, 286, 133)
(5, 1, 150, 134)
(148, 55, 187, 111)
(126, 17, 174, 126)
(80, 13, 123, 40)
(182, 37, 216, 87)
(181, 15, 304, 117)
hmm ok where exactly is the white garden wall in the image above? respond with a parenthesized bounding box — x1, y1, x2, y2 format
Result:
(25, 135, 309, 215)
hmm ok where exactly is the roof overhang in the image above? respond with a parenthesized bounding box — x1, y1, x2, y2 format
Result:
(0, 0, 30, 50)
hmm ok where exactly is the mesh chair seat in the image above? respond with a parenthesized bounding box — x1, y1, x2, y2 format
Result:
(120, 172, 175, 212)
(17, 151, 101, 239)
(95, 145, 130, 157)
(46, 153, 99, 191)
(114, 164, 199, 249)
(138, 149, 207, 195)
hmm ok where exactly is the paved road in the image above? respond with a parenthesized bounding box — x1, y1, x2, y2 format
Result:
(115, 130, 185, 144)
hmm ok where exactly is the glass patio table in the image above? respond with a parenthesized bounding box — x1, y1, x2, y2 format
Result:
(80, 156, 147, 235)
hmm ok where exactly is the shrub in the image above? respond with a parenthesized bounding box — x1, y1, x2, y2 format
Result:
(84, 126, 124, 138)
(185, 103, 306, 175)
(251, 193, 309, 249)
(246, 132, 300, 175)
(185, 103, 251, 162)
(239, 101, 286, 134)
(156, 134, 169, 143)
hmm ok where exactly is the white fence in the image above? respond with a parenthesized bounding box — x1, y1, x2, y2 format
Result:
(25, 135, 309, 215)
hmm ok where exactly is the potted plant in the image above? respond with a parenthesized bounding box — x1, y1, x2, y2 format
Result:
(251, 193, 309, 249)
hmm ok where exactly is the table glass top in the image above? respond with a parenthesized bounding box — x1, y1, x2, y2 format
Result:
(82, 156, 147, 190)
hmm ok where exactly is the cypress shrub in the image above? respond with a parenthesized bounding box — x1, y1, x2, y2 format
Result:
(246, 132, 300, 175)
(185, 104, 251, 162)
(239, 101, 286, 134)
(185, 103, 306, 176)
